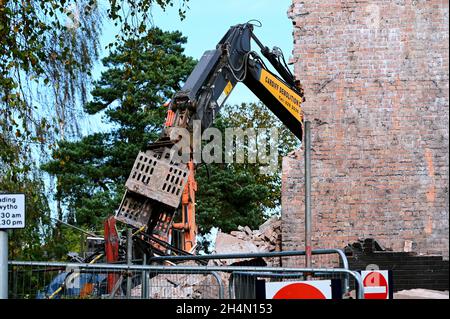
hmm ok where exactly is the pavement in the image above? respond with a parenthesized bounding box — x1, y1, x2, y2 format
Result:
(393, 289, 449, 299)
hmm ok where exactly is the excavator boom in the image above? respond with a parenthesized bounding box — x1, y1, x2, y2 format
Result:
(114, 22, 304, 256)
(170, 22, 304, 139)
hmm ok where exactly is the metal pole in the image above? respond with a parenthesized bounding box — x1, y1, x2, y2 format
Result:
(0, 230, 8, 299)
(51, 217, 97, 237)
(141, 254, 148, 299)
(304, 121, 312, 273)
(126, 228, 132, 298)
(148, 248, 347, 264)
(210, 272, 224, 299)
(8, 260, 355, 273)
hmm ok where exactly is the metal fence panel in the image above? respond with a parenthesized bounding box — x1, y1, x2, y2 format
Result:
(230, 271, 360, 299)
(8, 263, 223, 299)
(8, 261, 363, 299)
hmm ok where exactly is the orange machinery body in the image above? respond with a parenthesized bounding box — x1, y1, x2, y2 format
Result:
(164, 106, 197, 252)
(172, 161, 197, 252)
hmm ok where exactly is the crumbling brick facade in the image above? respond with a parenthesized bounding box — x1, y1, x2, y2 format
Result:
(282, 0, 449, 264)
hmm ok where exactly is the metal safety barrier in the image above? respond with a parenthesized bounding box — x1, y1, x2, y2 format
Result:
(8, 261, 224, 299)
(229, 270, 363, 299)
(149, 249, 351, 296)
(7, 260, 364, 299)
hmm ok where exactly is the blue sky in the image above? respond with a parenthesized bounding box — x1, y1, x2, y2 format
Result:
(94, 0, 294, 106)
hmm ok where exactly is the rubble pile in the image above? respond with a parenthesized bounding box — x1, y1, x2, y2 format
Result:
(131, 261, 221, 299)
(394, 289, 449, 299)
(212, 216, 282, 267)
(131, 217, 283, 299)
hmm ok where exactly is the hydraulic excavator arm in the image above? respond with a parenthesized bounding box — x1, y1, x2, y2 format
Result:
(167, 22, 304, 139)
(114, 22, 304, 256)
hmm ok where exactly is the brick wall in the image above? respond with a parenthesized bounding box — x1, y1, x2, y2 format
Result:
(344, 252, 449, 292)
(282, 0, 449, 265)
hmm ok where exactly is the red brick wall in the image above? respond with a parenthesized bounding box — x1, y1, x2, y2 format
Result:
(282, 0, 449, 265)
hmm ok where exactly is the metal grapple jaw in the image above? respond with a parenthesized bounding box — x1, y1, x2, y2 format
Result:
(115, 148, 189, 239)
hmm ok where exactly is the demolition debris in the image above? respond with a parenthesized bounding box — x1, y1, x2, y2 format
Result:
(211, 216, 282, 267)
(130, 216, 283, 299)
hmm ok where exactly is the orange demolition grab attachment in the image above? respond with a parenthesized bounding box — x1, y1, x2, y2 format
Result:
(158, 101, 197, 253)
(172, 160, 197, 252)
(114, 100, 199, 255)
(164, 101, 197, 253)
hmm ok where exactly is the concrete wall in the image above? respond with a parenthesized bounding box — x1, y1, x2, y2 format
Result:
(282, 0, 449, 264)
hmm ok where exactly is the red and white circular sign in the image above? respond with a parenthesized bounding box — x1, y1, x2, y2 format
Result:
(361, 270, 390, 299)
(266, 280, 332, 299)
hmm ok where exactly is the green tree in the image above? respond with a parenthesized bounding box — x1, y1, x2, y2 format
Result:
(43, 28, 196, 234)
(1, 0, 189, 149)
(2, 175, 53, 261)
(195, 102, 298, 251)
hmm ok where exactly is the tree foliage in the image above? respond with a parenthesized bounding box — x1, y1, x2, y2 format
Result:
(1, 0, 189, 173)
(0, 0, 189, 146)
(2, 174, 53, 260)
(195, 102, 298, 236)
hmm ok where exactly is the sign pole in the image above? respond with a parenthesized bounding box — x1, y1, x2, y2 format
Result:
(126, 228, 132, 298)
(0, 193, 26, 299)
(0, 229, 8, 299)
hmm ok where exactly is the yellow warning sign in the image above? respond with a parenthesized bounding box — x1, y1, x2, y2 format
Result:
(217, 81, 233, 106)
(224, 81, 233, 96)
(259, 69, 303, 122)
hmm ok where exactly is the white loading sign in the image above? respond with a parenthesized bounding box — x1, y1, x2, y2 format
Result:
(0, 194, 25, 229)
